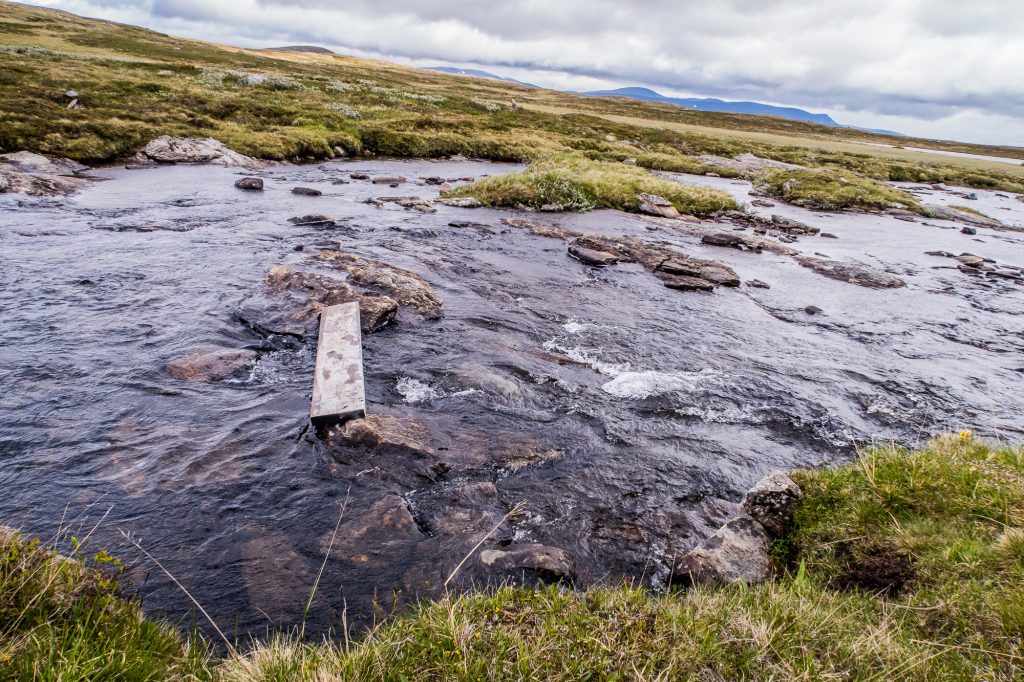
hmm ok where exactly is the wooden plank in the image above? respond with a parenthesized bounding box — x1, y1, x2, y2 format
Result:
(310, 302, 366, 425)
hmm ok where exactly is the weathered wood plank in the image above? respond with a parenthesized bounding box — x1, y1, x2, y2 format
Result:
(310, 303, 366, 425)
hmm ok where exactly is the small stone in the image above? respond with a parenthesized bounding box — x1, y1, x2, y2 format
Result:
(820, 232, 839, 239)
(350, 172, 369, 180)
(372, 175, 406, 184)
(805, 305, 823, 315)
(746, 279, 770, 289)
(961, 226, 977, 235)
(742, 471, 802, 537)
(234, 177, 264, 191)
(568, 244, 619, 267)
(292, 186, 321, 196)
(637, 192, 681, 219)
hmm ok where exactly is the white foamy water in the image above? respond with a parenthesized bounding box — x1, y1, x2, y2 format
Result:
(561, 319, 590, 334)
(600, 369, 721, 399)
(542, 339, 631, 376)
(396, 376, 443, 403)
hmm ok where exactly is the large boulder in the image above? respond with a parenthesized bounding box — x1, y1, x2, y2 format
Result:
(135, 136, 265, 169)
(335, 414, 435, 456)
(0, 151, 89, 196)
(314, 251, 443, 319)
(235, 265, 396, 338)
(742, 471, 802, 537)
(166, 348, 257, 382)
(234, 177, 264, 191)
(673, 515, 772, 586)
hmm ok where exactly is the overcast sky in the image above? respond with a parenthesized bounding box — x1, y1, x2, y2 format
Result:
(17, 0, 1024, 146)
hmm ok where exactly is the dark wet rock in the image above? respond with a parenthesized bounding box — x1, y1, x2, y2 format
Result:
(794, 255, 906, 289)
(961, 226, 977, 235)
(742, 471, 802, 537)
(502, 218, 581, 240)
(331, 179, 349, 185)
(0, 151, 89, 196)
(746, 279, 770, 289)
(292, 186, 321, 196)
(450, 362, 525, 404)
(751, 199, 776, 208)
(235, 265, 396, 337)
(770, 214, 819, 235)
(449, 220, 490, 229)
(234, 177, 264, 191)
(440, 197, 483, 208)
(421, 176, 446, 185)
(661, 275, 715, 292)
(701, 232, 762, 252)
(672, 515, 772, 586)
(335, 415, 434, 456)
(479, 544, 575, 584)
(371, 175, 406, 184)
(288, 214, 335, 226)
(805, 305, 823, 315)
(135, 136, 264, 169)
(637, 192, 681, 219)
(366, 196, 436, 213)
(314, 250, 443, 318)
(165, 348, 257, 382)
(349, 172, 369, 180)
(568, 244, 620, 266)
(820, 232, 839, 239)
(569, 235, 740, 290)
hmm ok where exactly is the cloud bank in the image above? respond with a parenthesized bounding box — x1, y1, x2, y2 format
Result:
(16, 0, 1024, 145)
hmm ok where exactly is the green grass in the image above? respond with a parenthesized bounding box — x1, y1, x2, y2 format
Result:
(3, 435, 1022, 679)
(948, 204, 992, 219)
(755, 168, 924, 212)
(0, 527, 209, 681)
(443, 155, 738, 216)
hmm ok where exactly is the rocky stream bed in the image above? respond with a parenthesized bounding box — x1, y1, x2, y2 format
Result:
(1, 149, 1023, 638)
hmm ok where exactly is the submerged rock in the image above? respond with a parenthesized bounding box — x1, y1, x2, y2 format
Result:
(746, 279, 771, 289)
(235, 265, 396, 337)
(371, 175, 406, 184)
(794, 255, 906, 289)
(165, 348, 257, 382)
(292, 186, 321, 196)
(673, 515, 772, 586)
(479, 544, 575, 584)
(501, 217, 581, 240)
(314, 250, 443, 318)
(742, 471, 802, 537)
(367, 196, 435, 213)
(135, 136, 264, 169)
(234, 177, 264, 191)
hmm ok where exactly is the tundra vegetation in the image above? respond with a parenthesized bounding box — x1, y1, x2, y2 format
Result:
(3, 435, 1022, 680)
(2, 0, 1024, 215)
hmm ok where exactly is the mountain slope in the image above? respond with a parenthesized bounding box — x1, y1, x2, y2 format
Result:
(424, 66, 537, 88)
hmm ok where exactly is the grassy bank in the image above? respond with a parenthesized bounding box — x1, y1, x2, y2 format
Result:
(443, 155, 738, 215)
(2, 0, 1024, 205)
(3, 434, 1021, 680)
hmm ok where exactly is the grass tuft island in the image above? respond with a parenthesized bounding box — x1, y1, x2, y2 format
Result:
(4, 434, 1021, 680)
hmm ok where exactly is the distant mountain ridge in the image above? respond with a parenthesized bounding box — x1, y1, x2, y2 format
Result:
(584, 87, 840, 127)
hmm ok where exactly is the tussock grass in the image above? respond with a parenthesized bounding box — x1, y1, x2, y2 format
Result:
(3, 435, 1022, 679)
(755, 168, 924, 212)
(0, 526, 209, 681)
(444, 155, 738, 216)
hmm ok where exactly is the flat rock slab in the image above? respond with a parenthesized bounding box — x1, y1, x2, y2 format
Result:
(311, 303, 366, 426)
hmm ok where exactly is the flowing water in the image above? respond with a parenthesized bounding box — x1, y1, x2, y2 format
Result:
(1, 159, 1023, 639)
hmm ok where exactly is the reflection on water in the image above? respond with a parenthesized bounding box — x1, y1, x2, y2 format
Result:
(1, 159, 1023, 640)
